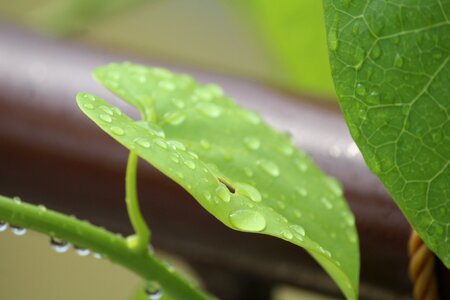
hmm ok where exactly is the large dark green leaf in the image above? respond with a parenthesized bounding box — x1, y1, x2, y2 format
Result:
(324, 0, 450, 265)
(77, 63, 359, 299)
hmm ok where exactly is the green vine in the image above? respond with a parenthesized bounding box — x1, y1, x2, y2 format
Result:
(0, 195, 211, 300)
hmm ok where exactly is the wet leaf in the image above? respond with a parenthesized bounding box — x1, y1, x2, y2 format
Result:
(77, 63, 359, 299)
(324, 0, 450, 267)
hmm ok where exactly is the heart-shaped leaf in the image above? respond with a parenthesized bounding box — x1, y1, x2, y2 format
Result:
(77, 63, 359, 299)
(323, 0, 450, 266)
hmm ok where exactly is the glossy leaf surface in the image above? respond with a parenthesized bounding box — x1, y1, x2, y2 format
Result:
(324, 0, 450, 266)
(77, 63, 359, 299)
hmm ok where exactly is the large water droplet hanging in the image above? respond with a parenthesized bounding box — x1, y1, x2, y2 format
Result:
(11, 226, 27, 236)
(0, 222, 8, 232)
(229, 210, 266, 232)
(74, 246, 90, 257)
(50, 237, 70, 253)
(145, 282, 163, 300)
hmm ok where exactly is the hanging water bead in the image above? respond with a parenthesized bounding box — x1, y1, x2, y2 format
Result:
(11, 226, 27, 236)
(74, 245, 91, 256)
(145, 282, 163, 299)
(0, 221, 8, 232)
(50, 237, 71, 253)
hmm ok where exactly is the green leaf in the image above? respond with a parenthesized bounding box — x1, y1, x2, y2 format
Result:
(230, 0, 335, 97)
(77, 63, 359, 299)
(323, 1, 450, 266)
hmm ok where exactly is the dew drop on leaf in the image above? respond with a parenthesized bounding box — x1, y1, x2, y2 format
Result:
(321, 197, 333, 209)
(370, 45, 382, 59)
(83, 103, 94, 110)
(99, 114, 112, 123)
(356, 83, 366, 96)
(216, 185, 231, 203)
(290, 224, 306, 237)
(200, 139, 211, 150)
(295, 187, 308, 197)
(154, 138, 168, 149)
(50, 237, 70, 253)
(203, 191, 212, 201)
(325, 177, 343, 197)
(184, 160, 196, 170)
(282, 229, 294, 240)
(244, 136, 261, 150)
(258, 160, 280, 177)
(197, 103, 223, 118)
(229, 210, 266, 232)
(110, 126, 125, 136)
(136, 138, 151, 148)
(236, 183, 262, 202)
(394, 54, 403, 68)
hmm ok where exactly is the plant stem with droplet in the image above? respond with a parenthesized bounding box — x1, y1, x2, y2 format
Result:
(125, 151, 151, 252)
(0, 195, 211, 300)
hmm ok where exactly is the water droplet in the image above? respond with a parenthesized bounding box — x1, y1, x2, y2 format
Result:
(170, 154, 179, 163)
(159, 80, 176, 91)
(371, 45, 382, 59)
(83, 103, 94, 110)
(206, 84, 223, 97)
(293, 210, 302, 218)
(295, 187, 308, 197)
(74, 246, 90, 256)
(343, 211, 355, 226)
(152, 68, 172, 79)
(229, 210, 266, 232)
(110, 126, 124, 136)
(50, 237, 70, 253)
(203, 191, 212, 201)
(184, 160, 196, 170)
(176, 172, 184, 179)
(99, 106, 113, 115)
(394, 54, 403, 68)
(0, 222, 8, 232)
(11, 226, 27, 236)
(277, 200, 286, 210)
(366, 89, 380, 104)
(197, 103, 222, 118)
(346, 228, 357, 243)
(93, 253, 102, 259)
(244, 167, 253, 177)
(242, 110, 261, 125)
(154, 138, 168, 149)
(290, 224, 305, 237)
(200, 139, 211, 150)
(216, 185, 231, 203)
(100, 114, 112, 123)
(244, 136, 260, 150)
(282, 229, 293, 240)
(236, 183, 261, 202)
(145, 282, 163, 300)
(295, 160, 308, 172)
(354, 47, 365, 70)
(356, 83, 366, 96)
(325, 177, 343, 197)
(328, 17, 339, 51)
(167, 140, 186, 151)
(279, 144, 294, 156)
(321, 197, 333, 209)
(136, 138, 151, 148)
(258, 160, 280, 177)
(165, 112, 185, 126)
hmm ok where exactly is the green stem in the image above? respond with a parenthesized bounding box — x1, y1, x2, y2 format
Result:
(126, 151, 150, 252)
(0, 195, 211, 300)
